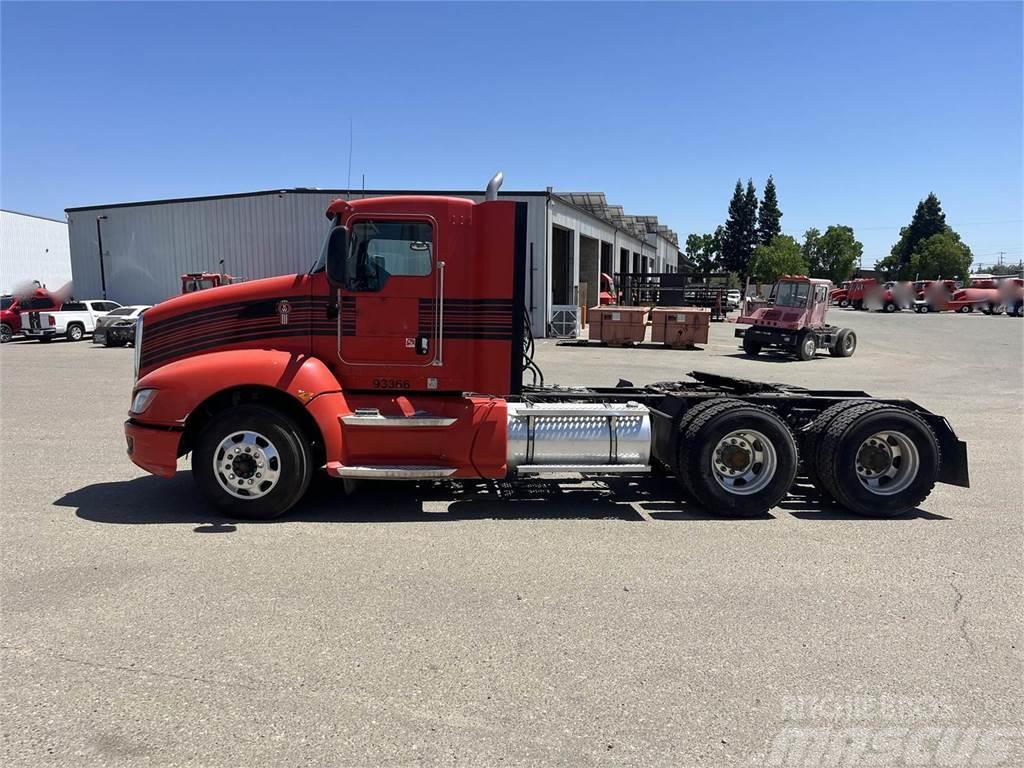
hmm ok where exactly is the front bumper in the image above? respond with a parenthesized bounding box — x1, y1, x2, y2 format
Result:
(735, 326, 797, 346)
(124, 419, 182, 478)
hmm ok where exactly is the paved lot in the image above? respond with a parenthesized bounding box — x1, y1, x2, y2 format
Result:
(2, 309, 1022, 767)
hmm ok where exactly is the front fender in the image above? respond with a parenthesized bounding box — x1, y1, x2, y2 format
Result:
(132, 350, 341, 426)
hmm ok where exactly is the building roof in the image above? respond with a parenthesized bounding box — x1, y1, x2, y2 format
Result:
(556, 193, 678, 246)
(1, 208, 67, 224)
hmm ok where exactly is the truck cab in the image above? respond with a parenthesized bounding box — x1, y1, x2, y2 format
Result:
(123, 175, 967, 522)
(735, 276, 856, 360)
(1, 289, 62, 343)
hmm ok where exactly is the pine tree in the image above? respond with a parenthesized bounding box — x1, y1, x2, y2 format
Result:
(757, 175, 782, 246)
(888, 193, 948, 273)
(720, 180, 747, 275)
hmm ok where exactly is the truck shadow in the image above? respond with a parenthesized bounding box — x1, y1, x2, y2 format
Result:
(721, 352, 828, 364)
(57, 473, 944, 530)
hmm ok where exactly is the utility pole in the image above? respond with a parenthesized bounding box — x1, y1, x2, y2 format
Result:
(96, 215, 108, 299)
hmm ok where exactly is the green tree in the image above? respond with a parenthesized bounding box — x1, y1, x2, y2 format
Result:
(757, 175, 782, 246)
(802, 228, 822, 275)
(910, 231, 973, 283)
(684, 230, 722, 273)
(748, 235, 808, 284)
(721, 179, 758, 280)
(880, 193, 948, 279)
(815, 226, 863, 285)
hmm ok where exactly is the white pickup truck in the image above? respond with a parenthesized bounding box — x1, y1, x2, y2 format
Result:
(20, 300, 121, 342)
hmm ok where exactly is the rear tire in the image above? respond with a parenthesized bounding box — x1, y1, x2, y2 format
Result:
(829, 328, 856, 357)
(958, 304, 972, 313)
(813, 403, 940, 517)
(884, 302, 897, 313)
(67, 324, 84, 342)
(675, 398, 798, 518)
(0, 324, 11, 343)
(918, 304, 931, 314)
(800, 400, 875, 501)
(742, 335, 762, 356)
(796, 333, 816, 361)
(839, 299, 849, 308)
(193, 404, 313, 520)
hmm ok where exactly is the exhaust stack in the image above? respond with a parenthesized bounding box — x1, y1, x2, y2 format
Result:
(485, 171, 504, 201)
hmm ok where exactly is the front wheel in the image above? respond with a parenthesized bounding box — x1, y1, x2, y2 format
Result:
(812, 403, 939, 517)
(838, 299, 849, 308)
(796, 333, 816, 361)
(193, 404, 313, 520)
(883, 302, 897, 313)
(675, 399, 798, 518)
(958, 304, 972, 314)
(742, 335, 761, 356)
(0, 324, 11, 343)
(67, 324, 85, 342)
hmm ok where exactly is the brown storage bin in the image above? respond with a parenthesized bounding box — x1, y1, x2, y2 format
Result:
(588, 306, 649, 346)
(650, 307, 710, 348)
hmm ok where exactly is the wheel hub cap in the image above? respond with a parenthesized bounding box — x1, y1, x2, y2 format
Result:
(213, 430, 281, 499)
(711, 429, 777, 496)
(855, 431, 920, 496)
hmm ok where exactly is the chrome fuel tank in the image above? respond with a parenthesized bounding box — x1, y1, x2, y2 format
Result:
(506, 402, 651, 474)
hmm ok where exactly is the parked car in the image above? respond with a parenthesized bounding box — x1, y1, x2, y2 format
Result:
(20, 299, 121, 342)
(94, 305, 151, 346)
(725, 289, 742, 310)
(1, 289, 62, 342)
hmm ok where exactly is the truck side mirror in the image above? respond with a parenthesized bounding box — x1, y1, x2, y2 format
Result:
(325, 227, 349, 287)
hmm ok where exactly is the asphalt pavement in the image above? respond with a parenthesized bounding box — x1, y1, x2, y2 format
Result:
(1, 308, 1021, 767)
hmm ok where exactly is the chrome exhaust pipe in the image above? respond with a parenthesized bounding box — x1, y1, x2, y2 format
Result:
(485, 171, 504, 201)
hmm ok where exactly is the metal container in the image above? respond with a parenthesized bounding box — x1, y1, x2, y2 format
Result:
(506, 402, 651, 473)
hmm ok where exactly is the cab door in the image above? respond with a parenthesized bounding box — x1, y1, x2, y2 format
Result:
(337, 215, 440, 370)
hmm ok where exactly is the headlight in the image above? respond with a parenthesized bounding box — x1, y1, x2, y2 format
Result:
(133, 316, 144, 379)
(130, 388, 157, 415)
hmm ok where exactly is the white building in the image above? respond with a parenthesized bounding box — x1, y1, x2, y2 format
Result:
(0, 209, 72, 295)
(65, 186, 679, 337)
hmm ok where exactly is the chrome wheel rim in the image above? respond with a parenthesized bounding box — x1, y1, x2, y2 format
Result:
(213, 430, 282, 499)
(855, 431, 919, 496)
(711, 429, 777, 496)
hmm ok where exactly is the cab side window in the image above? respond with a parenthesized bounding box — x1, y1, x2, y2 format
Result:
(345, 220, 432, 292)
(814, 285, 828, 304)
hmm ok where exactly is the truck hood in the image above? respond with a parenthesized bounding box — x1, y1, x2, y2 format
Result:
(138, 273, 316, 376)
(737, 306, 806, 329)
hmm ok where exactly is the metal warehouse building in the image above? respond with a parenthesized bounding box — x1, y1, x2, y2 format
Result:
(1, 209, 73, 295)
(65, 186, 679, 337)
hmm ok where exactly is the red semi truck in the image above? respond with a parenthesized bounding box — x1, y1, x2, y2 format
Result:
(124, 174, 969, 521)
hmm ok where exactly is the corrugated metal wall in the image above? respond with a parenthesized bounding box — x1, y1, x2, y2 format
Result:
(67, 190, 554, 333)
(0, 210, 72, 294)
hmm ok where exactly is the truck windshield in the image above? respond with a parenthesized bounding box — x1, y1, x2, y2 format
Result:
(775, 282, 810, 308)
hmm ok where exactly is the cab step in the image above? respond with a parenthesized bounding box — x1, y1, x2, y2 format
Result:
(327, 463, 458, 479)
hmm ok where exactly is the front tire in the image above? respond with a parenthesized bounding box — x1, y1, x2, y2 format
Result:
(958, 304, 972, 313)
(796, 333, 816, 361)
(742, 335, 762, 356)
(193, 404, 313, 520)
(67, 324, 84, 342)
(883, 302, 897, 313)
(675, 398, 798, 517)
(812, 403, 940, 517)
(839, 299, 849, 308)
(0, 324, 11, 343)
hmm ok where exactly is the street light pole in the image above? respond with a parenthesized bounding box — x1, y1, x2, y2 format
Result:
(96, 215, 108, 299)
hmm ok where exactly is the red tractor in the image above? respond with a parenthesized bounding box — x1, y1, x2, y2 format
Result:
(830, 282, 851, 308)
(947, 275, 1020, 315)
(845, 278, 878, 310)
(735, 276, 857, 360)
(912, 280, 959, 313)
(124, 174, 967, 521)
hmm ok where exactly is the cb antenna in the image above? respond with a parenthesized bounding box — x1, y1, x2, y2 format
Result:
(346, 118, 354, 200)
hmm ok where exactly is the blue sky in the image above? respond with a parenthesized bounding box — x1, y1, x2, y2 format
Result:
(2, 1, 1022, 268)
